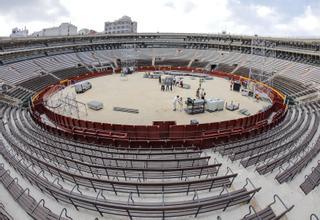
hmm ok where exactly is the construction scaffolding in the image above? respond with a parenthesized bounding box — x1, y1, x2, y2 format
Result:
(45, 88, 88, 119)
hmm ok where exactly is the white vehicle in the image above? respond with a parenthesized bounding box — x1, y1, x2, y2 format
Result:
(75, 81, 92, 94)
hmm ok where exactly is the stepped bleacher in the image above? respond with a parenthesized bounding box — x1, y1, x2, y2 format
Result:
(0, 65, 39, 85)
(241, 194, 294, 220)
(190, 60, 209, 68)
(77, 52, 97, 65)
(233, 66, 250, 77)
(0, 95, 17, 106)
(0, 165, 70, 220)
(0, 105, 268, 219)
(0, 203, 13, 220)
(216, 64, 236, 73)
(300, 160, 320, 195)
(136, 59, 152, 66)
(271, 76, 318, 99)
(155, 59, 190, 67)
(0, 48, 319, 103)
(5, 87, 34, 101)
(216, 101, 320, 185)
(18, 74, 59, 92)
(51, 66, 88, 80)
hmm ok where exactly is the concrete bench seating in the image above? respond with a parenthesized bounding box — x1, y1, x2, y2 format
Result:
(0, 164, 71, 220)
(232, 111, 307, 164)
(0, 202, 13, 220)
(275, 133, 320, 184)
(10, 111, 212, 170)
(300, 161, 320, 195)
(1, 121, 222, 180)
(216, 101, 320, 185)
(216, 109, 295, 155)
(0, 128, 261, 219)
(242, 194, 294, 220)
(256, 113, 318, 177)
(1, 152, 259, 219)
(19, 108, 201, 159)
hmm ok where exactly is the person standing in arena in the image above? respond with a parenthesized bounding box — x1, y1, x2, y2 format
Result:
(166, 81, 170, 91)
(173, 95, 179, 111)
(201, 89, 206, 99)
(196, 88, 200, 98)
(161, 83, 165, 91)
(178, 96, 183, 111)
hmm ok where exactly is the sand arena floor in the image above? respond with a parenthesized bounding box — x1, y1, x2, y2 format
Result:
(47, 72, 270, 125)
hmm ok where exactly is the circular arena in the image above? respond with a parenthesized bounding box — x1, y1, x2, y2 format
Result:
(0, 33, 319, 220)
(47, 71, 269, 125)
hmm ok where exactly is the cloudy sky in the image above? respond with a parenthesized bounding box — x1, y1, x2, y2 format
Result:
(0, 0, 320, 37)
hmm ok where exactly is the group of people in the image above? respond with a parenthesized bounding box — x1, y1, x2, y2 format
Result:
(159, 76, 174, 91)
(196, 88, 206, 100)
(157, 75, 207, 112)
(173, 95, 183, 111)
(159, 76, 185, 92)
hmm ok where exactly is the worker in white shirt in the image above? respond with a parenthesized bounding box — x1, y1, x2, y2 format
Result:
(178, 97, 183, 111)
(173, 95, 179, 111)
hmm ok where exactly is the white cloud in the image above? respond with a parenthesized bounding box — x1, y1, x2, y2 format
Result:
(255, 5, 275, 18)
(294, 6, 320, 31)
(183, 1, 196, 13)
(275, 6, 320, 36)
(164, 1, 175, 9)
(0, 0, 319, 37)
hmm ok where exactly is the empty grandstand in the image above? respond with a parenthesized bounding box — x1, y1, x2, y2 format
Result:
(0, 32, 319, 220)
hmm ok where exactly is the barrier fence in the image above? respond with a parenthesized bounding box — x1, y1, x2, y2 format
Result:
(31, 67, 287, 148)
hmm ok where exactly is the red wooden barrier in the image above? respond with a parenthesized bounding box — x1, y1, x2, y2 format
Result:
(30, 67, 287, 149)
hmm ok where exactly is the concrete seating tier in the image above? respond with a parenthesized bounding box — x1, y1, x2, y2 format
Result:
(51, 66, 88, 80)
(217, 102, 320, 184)
(0, 104, 264, 219)
(0, 202, 13, 220)
(241, 194, 294, 220)
(5, 87, 34, 101)
(300, 161, 320, 195)
(0, 164, 71, 220)
(18, 74, 59, 92)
